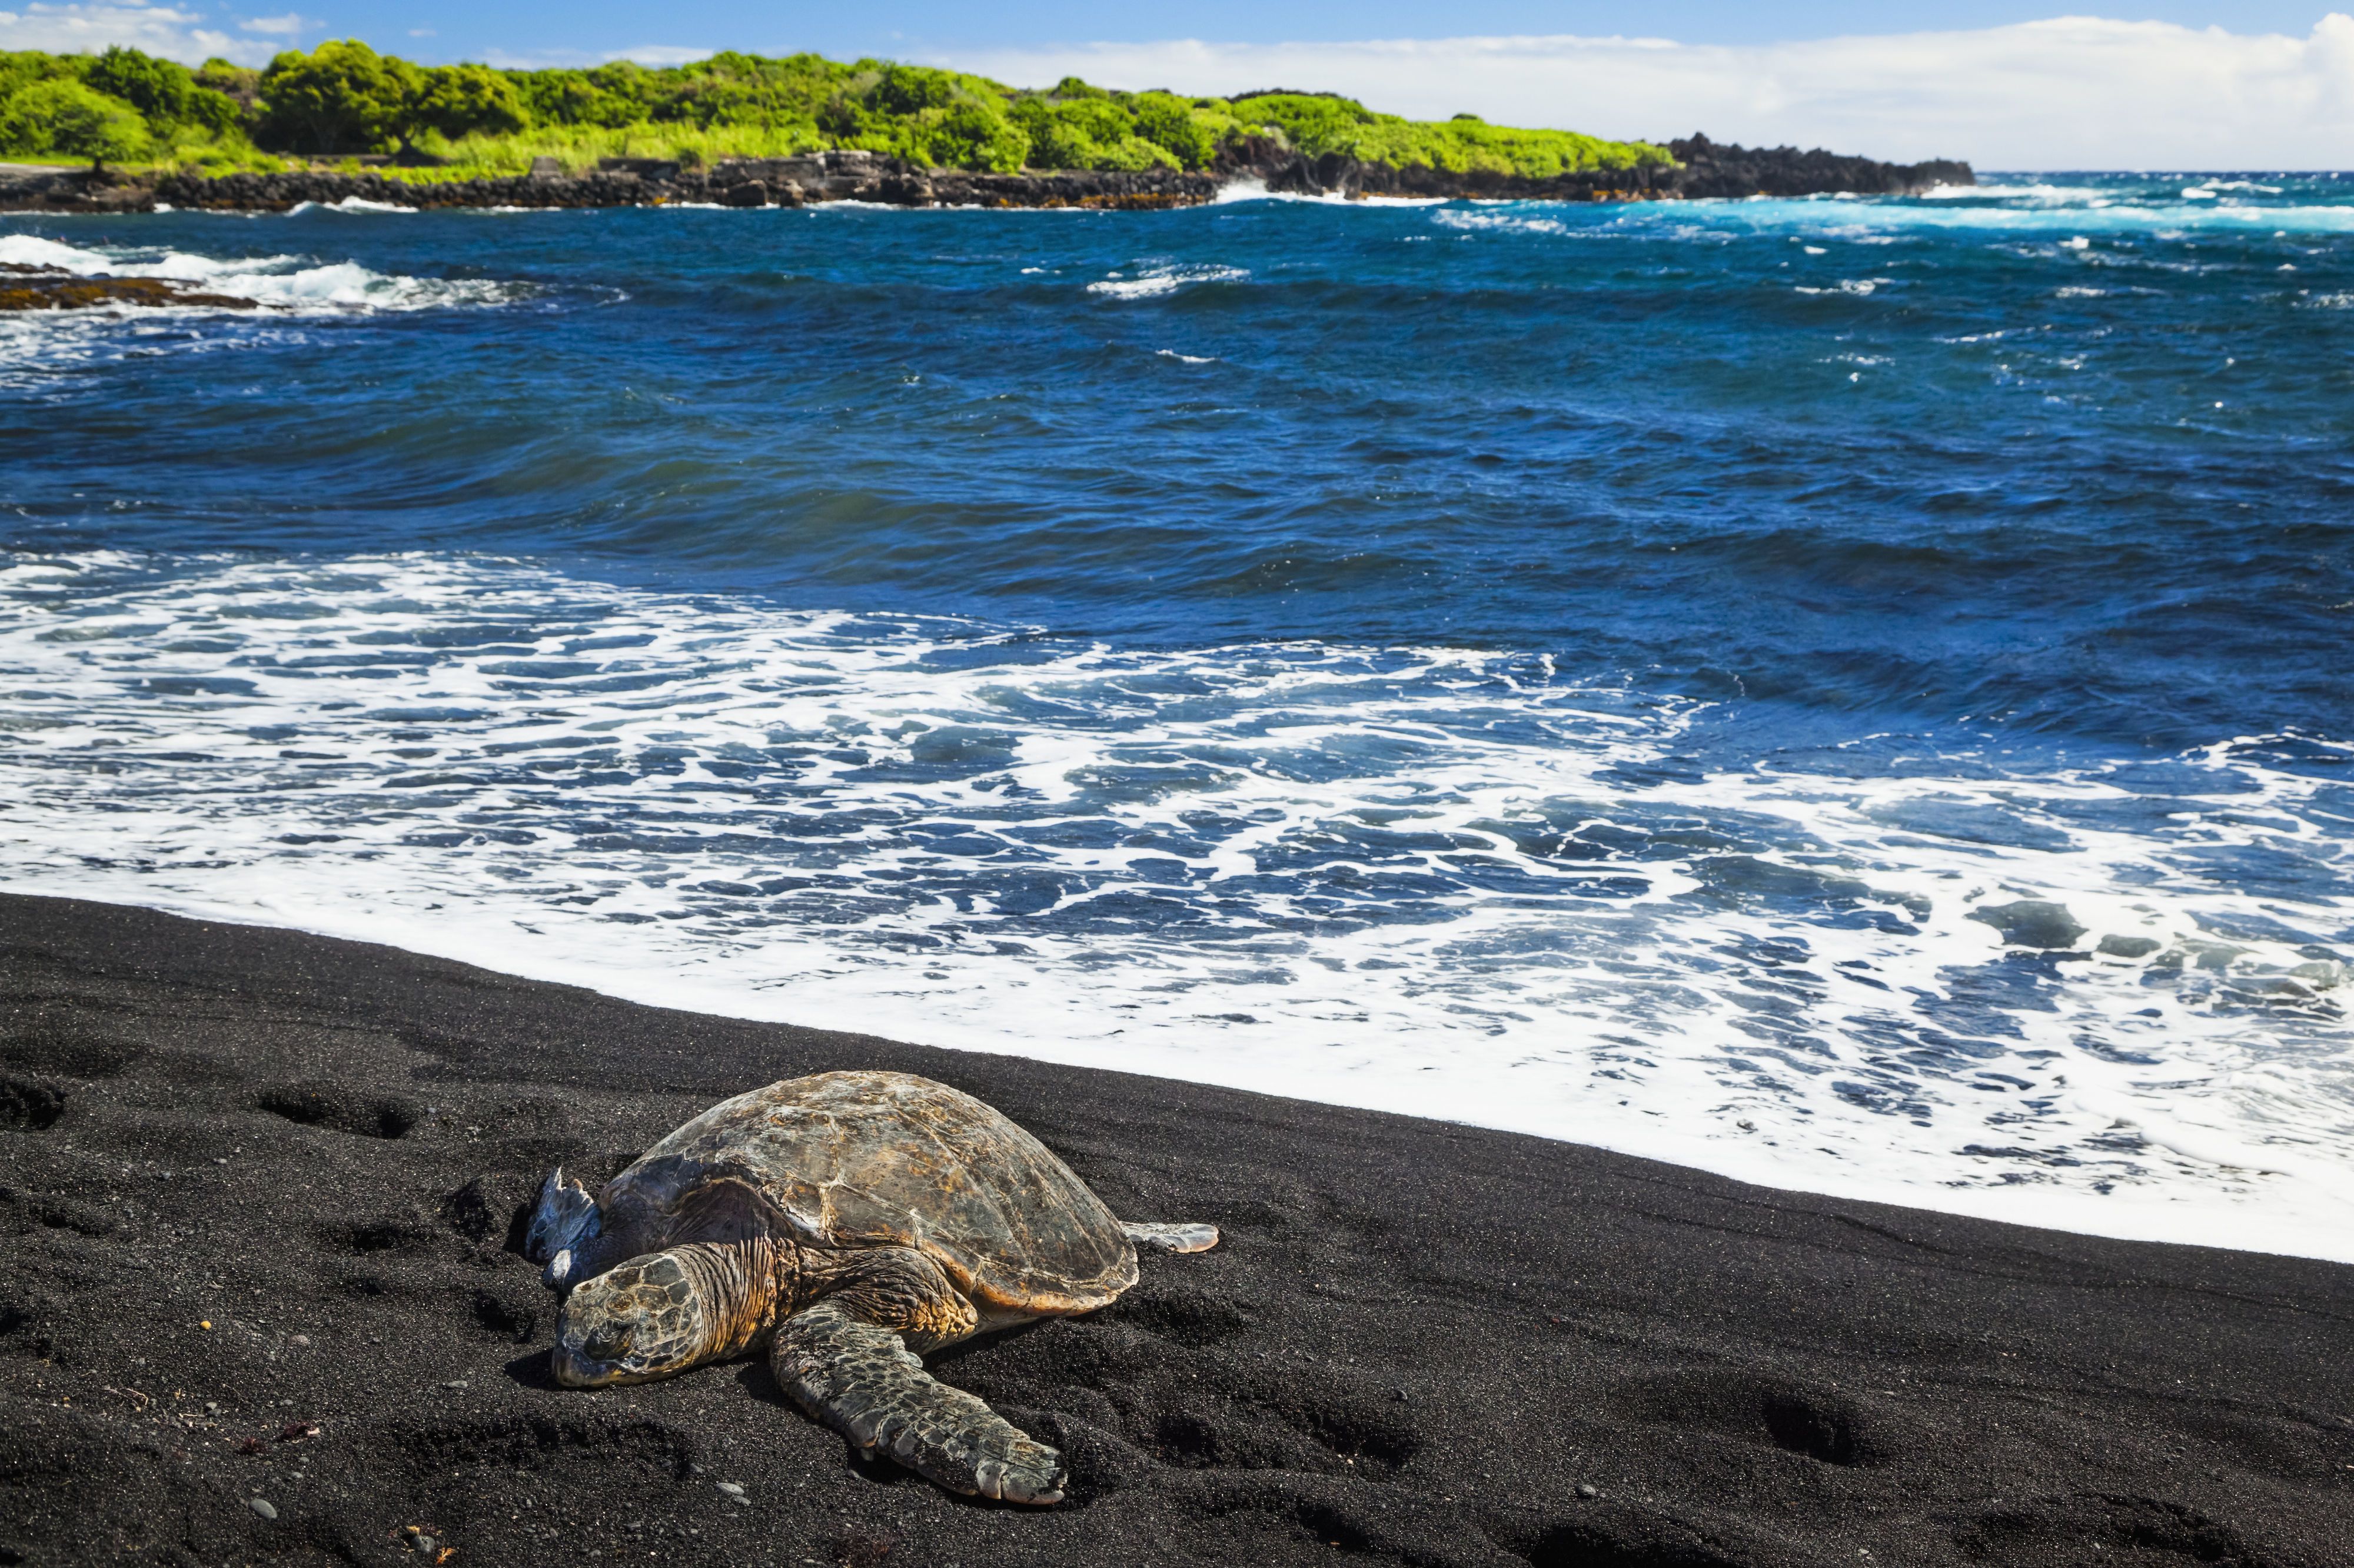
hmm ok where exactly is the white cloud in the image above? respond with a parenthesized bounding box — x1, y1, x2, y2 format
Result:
(480, 44, 714, 70)
(927, 15, 2354, 170)
(0, 1, 307, 63)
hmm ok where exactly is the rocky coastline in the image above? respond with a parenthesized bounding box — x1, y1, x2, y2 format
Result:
(0, 135, 1971, 218)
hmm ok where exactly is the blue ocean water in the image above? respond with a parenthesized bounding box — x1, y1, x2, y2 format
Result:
(2, 175, 2349, 1256)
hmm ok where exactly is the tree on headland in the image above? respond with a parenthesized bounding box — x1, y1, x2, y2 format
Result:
(0, 38, 1674, 178)
(0, 78, 148, 168)
(82, 45, 240, 135)
(256, 39, 422, 155)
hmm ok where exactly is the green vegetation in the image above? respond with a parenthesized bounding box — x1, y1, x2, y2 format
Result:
(0, 42, 1671, 180)
(0, 77, 150, 165)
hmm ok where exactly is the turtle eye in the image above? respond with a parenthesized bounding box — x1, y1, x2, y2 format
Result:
(583, 1325, 633, 1362)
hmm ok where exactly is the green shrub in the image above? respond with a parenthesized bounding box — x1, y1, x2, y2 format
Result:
(195, 59, 261, 106)
(1096, 133, 1177, 172)
(905, 99, 1027, 172)
(1010, 96, 1119, 169)
(512, 65, 646, 129)
(869, 64, 957, 116)
(82, 46, 192, 122)
(411, 64, 525, 140)
(1128, 91, 1216, 169)
(1231, 92, 1372, 155)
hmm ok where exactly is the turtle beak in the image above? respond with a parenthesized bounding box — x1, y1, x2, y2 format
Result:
(550, 1339, 603, 1387)
(551, 1319, 628, 1386)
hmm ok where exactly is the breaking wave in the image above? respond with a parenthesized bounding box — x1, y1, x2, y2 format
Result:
(2, 551, 2348, 1259)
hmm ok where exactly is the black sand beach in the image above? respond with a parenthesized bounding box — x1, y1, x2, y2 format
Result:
(3, 891, 2349, 1566)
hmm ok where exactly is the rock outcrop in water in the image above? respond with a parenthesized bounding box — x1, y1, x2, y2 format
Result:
(0, 261, 259, 312)
(0, 137, 1971, 217)
(1233, 133, 1970, 202)
(1662, 134, 1973, 198)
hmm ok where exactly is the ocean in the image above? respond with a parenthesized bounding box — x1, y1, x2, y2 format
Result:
(2, 174, 2349, 1260)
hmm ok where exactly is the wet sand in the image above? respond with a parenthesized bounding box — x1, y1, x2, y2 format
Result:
(2, 891, 2349, 1566)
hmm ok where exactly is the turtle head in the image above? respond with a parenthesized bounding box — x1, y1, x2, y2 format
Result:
(526, 1167, 601, 1293)
(551, 1246, 739, 1388)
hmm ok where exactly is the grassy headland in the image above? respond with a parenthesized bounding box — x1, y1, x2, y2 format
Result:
(0, 41, 1671, 182)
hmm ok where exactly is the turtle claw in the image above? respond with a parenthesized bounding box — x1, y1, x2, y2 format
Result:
(526, 1167, 600, 1289)
(1123, 1221, 1220, 1254)
(980, 1440, 1065, 1505)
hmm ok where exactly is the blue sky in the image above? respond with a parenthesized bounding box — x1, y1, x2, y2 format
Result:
(168, 2, 2343, 61)
(7, 5, 2354, 167)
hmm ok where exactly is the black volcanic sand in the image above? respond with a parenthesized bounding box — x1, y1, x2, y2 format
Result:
(4, 894, 2351, 1567)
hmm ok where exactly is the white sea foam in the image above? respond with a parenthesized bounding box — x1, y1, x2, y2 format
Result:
(1440, 188, 2354, 241)
(1922, 182, 2113, 202)
(1086, 262, 1248, 298)
(285, 196, 420, 215)
(1211, 181, 1445, 207)
(2, 551, 2349, 1260)
(0, 232, 510, 312)
(1431, 207, 1569, 237)
(0, 232, 517, 387)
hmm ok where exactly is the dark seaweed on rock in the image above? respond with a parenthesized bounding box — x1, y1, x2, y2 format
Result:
(2, 892, 2350, 1567)
(0, 260, 260, 312)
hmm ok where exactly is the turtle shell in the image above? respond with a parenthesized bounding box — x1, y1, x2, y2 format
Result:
(598, 1070, 1136, 1314)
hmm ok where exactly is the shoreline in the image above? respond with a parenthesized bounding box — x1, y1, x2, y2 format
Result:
(3, 873, 2337, 1271)
(4, 890, 2349, 1565)
(0, 137, 1973, 217)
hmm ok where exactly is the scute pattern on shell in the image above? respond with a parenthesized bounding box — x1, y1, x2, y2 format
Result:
(601, 1071, 1136, 1312)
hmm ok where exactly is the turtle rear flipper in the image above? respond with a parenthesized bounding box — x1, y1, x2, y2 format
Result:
(774, 1301, 1065, 1504)
(1123, 1220, 1219, 1253)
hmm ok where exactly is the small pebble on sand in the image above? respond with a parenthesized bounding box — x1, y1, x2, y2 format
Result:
(248, 1497, 277, 1520)
(715, 1481, 746, 1497)
(288, 1334, 310, 1348)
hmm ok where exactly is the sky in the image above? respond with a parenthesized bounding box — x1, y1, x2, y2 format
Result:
(5, 4, 2354, 168)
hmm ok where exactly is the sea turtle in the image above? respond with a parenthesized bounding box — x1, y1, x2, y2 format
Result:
(523, 1069, 1217, 1504)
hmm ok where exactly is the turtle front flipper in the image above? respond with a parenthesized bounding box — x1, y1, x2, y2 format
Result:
(773, 1249, 1064, 1505)
(526, 1167, 601, 1290)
